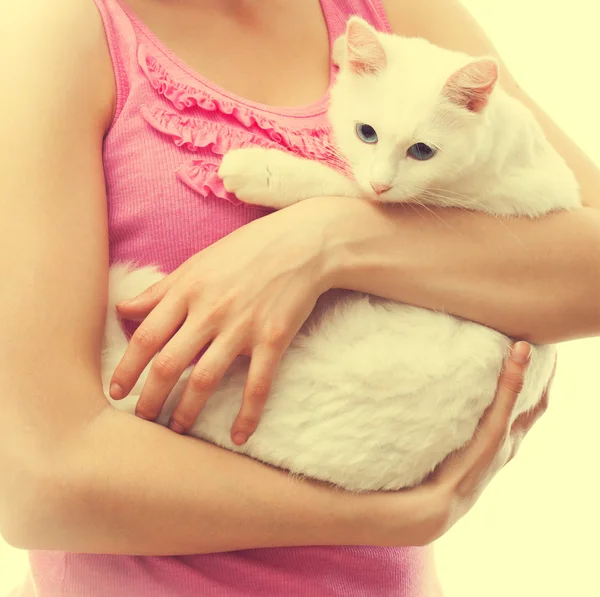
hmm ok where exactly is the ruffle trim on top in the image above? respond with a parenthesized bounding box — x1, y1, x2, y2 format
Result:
(175, 161, 250, 207)
(140, 106, 282, 155)
(139, 44, 225, 112)
(137, 45, 352, 205)
(138, 44, 331, 128)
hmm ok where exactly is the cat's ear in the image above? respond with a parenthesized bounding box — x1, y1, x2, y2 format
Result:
(443, 58, 499, 113)
(345, 17, 386, 76)
(332, 34, 347, 68)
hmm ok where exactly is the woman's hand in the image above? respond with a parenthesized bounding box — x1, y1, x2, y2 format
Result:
(109, 200, 339, 445)
(415, 341, 555, 543)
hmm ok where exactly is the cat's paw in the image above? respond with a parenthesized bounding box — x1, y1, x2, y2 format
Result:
(218, 148, 280, 208)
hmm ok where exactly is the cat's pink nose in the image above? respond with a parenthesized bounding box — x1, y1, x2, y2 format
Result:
(370, 182, 392, 195)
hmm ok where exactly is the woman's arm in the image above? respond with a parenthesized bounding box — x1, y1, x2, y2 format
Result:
(0, 0, 410, 554)
(324, 0, 600, 344)
(326, 199, 600, 344)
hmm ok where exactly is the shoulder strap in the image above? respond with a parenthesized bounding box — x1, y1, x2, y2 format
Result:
(91, 0, 140, 125)
(321, 0, 392, 43)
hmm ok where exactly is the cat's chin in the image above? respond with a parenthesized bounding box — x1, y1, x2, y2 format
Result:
(357, 185, 411, 205)
(359, 189, 394, 204)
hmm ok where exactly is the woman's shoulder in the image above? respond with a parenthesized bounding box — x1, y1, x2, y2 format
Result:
(382, 0, 502, 57)
(381, 0, 525, 100)
(2, 0, 115, 134)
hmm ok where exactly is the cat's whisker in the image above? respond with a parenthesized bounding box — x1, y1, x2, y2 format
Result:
(414, 186, 475, 207)
(419, 190, 473, 211)
(418, 195, 478, 221)
(425, 188, 525, 246)
(404, 187, 474, 213)
(427, 187, 480, 202)
(428, 187, 497, 211)
(399, 188, 522, 245)
(404, 201, 428, 221)
(408, 196, 461, 234)
(404, 186, 524, 246)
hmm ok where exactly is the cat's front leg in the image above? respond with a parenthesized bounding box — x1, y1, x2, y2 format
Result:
(218, 147, 359, 209)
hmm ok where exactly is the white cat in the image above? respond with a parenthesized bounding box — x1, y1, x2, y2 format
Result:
(103, 18, 579, 491)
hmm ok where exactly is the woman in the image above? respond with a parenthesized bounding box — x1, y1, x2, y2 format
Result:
(0, 0, 597, 596)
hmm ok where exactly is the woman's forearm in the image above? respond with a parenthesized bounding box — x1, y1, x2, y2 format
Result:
(320, 197, 600, 344)
(11, 401, 436, 555)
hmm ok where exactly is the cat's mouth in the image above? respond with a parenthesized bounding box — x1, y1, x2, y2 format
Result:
(361, 185, 394, 203)
(363, 189, 399, 204)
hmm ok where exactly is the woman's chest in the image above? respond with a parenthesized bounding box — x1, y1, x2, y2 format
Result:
(119, 0, 331, 108)
(102, 0, 346, 272)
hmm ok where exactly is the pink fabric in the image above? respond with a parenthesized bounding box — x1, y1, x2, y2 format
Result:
(15, 0, 442, 595)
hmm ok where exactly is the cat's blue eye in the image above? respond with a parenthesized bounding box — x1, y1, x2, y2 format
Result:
(407, 143, 436, 161)
(356, 123, 378, 144)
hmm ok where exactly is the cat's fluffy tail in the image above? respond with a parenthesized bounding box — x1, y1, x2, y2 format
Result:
(102, 264, 165, 387)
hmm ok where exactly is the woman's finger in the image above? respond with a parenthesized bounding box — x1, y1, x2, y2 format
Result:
(117, 275, 176, 318)
(507, 353, 556, 460)
(454, 341, 531, 495)
(133, 320, 214, 422)
(168, 336, 241, 435)
(509, 387, 547, 438)
(431, 341, 531, 492)
(231, 343, 282, 445)
(110, 297, 188, 399)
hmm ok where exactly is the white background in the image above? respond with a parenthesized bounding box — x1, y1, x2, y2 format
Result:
(433, 1, 600, 596)
(1, 1, 599, 595)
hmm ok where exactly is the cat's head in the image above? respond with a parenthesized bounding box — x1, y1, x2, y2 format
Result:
(330, 17, 500, 203)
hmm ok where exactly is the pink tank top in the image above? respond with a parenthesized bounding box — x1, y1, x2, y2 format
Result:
(16, 0, 442, 595)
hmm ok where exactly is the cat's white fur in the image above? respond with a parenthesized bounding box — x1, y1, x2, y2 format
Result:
(102, 18, 579, 491)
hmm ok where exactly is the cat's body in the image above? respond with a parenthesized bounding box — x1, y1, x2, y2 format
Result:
(102, 19, 579, 491)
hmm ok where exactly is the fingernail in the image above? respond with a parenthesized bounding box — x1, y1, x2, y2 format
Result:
(169, 421, 185, 434)
(511, 342, 532, 364)
(110, 383, 124, 400)
(233, 432, 248, 445)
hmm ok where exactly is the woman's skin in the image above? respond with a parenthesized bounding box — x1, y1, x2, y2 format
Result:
(0, 0, 588, 556)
